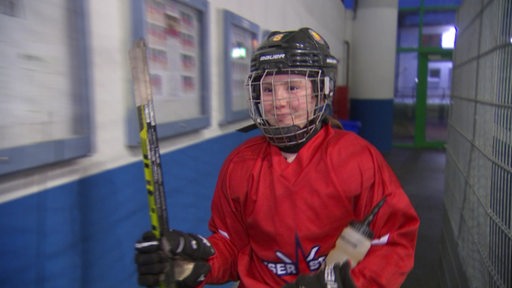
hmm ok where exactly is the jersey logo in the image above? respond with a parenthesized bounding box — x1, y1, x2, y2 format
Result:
(262, 236, 326, 277)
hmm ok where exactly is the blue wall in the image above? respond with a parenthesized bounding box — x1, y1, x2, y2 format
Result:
(0, 130, 258, 288)
(350, 98, 394, 153)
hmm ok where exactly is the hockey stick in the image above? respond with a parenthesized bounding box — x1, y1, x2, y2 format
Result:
(129, 39, 173, 287)
(129, 39, 169, 239)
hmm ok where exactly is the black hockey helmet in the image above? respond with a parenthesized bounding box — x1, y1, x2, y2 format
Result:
(249, 27, 338, 95)
(246, 28, 339, 152)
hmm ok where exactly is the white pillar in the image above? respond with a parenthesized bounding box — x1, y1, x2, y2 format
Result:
(349, 0, 398, 152)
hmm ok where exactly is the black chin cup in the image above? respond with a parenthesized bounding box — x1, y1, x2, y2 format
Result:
(262, 122, 321, 153)
(261, 125, 304, 145)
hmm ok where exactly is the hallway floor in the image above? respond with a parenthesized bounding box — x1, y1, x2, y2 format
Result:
(383, 148, 446, 288)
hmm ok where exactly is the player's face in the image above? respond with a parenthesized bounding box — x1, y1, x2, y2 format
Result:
(259, 74, 316, 128)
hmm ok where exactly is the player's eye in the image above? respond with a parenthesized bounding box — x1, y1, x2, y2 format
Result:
(261, 85, 273, 94)
(288, 85, 300, 91)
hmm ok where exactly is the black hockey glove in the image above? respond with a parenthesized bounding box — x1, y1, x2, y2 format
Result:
(283, 261, 356, 288)
(135, 230, 215, 287)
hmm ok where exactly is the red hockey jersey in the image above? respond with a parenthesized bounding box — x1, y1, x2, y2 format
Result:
(204, 125, 419, 287)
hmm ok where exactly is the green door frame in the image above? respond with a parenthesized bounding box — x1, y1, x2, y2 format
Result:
(394, 2, 458, 149)
(414, 49, 453, 148)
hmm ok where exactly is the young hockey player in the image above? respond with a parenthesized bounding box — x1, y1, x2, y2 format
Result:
(135, 27, 419, 288)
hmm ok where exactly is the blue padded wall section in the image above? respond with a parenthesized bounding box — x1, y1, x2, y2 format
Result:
(78, 164, 149, 287)
(350, 98, 394, 153)
(0, 182, 83, 287)
(0, 129, 258, 288)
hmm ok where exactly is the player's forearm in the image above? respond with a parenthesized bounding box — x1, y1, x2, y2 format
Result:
(351, 248, 414, 287)
(205, 233, 240, 284)
(350, 214, 419, 287)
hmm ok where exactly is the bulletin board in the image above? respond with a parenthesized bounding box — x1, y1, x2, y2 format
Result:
(0, 0, 91, 175)
(128, 0, 210, 145)
(221, 10, 259, 124)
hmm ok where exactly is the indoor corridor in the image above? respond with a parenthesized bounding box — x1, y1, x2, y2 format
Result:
(384, 148, 446, 288)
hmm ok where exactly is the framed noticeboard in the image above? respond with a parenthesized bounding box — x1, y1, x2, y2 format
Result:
(221, 10, 259, 124)
(128, 0, 210, 145)
(0, 0, 91, 176)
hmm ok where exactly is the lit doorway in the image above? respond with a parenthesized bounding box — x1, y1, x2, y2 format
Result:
(394, 3, 458, 148)
(393, 51, 452, 148)
(424, 54, 451, 143)
(414, 51, 452, 147)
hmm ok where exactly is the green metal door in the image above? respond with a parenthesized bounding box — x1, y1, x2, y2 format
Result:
(414, 51, 452, 148)
(394, 2, 458, 149)
(393, 50, 452, 149)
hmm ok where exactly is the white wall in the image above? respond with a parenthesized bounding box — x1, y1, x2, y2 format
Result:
(350, 0, 398, 100)
(0, 0, 348, 203)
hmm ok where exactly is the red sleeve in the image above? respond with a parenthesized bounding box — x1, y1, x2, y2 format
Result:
(343, 141, 419, 287)
(203, 140, 260, 284)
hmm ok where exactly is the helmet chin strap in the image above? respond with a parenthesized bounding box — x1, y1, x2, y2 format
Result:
(279, 124, 322, 153)
(275, 111, 339, 153)
(263, 120, 323, 153)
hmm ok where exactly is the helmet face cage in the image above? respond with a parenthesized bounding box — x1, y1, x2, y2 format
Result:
(247, 68, 328, 148)
(246, 27, 338, 150)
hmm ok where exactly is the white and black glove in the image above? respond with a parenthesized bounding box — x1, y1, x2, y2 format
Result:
(283, 261, 356, 288)
(135, 230, 215, 287)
